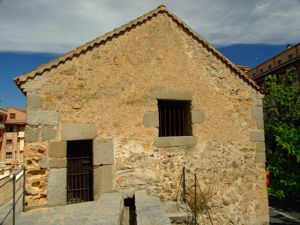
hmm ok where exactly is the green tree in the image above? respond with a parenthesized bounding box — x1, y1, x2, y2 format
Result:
(264, 68, 300, 200)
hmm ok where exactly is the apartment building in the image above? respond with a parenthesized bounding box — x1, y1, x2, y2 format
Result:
(0, 107, 25, 166)
(247, 43, 300, 86)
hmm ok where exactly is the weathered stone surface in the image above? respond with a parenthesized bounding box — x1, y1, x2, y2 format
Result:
(24, 126, 39, 143)
(154, 136, 197, 147)
(41, 127, 57, 141)
(48, 142, 66, 158)
(93, 138, 114, 165)
(255, 152, 266, 163)
(251, 107, 264, 120)
(27, 95, 44, 109)
(256, 119, 264, 130)
(256, 142, 266, 153)
(151, 89, 192, 100)
(24, 143, 48, 208)
(94, 165, 113, 200)
(61, 123, 97, 141)
(49, 158, 67, 168)
(191, 111, 205, 124)
(250, 131, 265, 142)
(48, 168, 66, 206)
(27, 110, 59, 125)
(143, 112, 159, 128)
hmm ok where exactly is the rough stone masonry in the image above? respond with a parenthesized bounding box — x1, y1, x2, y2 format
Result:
(15, 5, 268, 225)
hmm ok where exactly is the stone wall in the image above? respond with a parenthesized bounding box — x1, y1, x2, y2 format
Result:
(21, 13, 268, 224)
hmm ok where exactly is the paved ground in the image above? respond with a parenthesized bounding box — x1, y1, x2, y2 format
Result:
(16, 201, 95, 225)
(269, 195, 300, 225)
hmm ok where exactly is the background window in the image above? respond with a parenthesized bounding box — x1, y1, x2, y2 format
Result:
(158, 100, 192, 137)
(9, 113, 16, 119)
(6, 140, 12, 146)
(6, 152, 12, 158)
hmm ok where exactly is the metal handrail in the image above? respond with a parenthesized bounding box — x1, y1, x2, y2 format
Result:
(0, 167, 25, 225)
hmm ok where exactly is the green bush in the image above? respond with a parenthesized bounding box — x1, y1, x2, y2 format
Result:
(264, 68, 300, 200)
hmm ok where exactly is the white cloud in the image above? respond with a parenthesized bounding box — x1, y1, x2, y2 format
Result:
(0, 0, 299, 53)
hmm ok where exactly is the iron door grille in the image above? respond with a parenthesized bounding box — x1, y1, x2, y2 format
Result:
(67, 140, 93, 204)
(158, 100, 192, 137)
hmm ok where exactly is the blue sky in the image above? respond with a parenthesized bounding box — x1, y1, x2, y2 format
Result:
(0, 0, 298, 108)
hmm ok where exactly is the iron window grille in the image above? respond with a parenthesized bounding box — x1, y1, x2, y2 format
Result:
(158, 100, 192, 137)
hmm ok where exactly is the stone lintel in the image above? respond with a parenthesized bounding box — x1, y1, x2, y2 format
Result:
(256, 142, 266, 153)
(191, 111, 205, 124)
(251, 107, 264, 120)
(250, 131, 265, 142)
(151, 89, 192, 100)
(143, 112, 159, 128)
(48, 141, 67, 158)
(27, 110, 59, 125)
(255, 152, 266, 163)
(154, 136, 197, 148)
(24, 126, 40, 143)
(61, 123, 97, 141)
(47, 168, 67, 206)
(49, 158, 67, 168)
(93, 138, 114, 165)
(27, 95, 44, 109)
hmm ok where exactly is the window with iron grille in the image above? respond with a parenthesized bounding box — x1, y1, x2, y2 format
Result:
(158, 100, 192, 137)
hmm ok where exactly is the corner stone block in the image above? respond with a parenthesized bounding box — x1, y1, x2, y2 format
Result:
(256, 119, 264, 130)
(48, 142, 67, 158)
(250, 131, 265, 142)
(255, 98, 263, 107)
(26, 95, 44, 109)
(61, 123, 97, 141)
(255, 152, 266, 163)
(143, 112, 159, 128)
(251, 107, 264, 120)
(192, 111, 205, 124)
(24, 126, 40, 143)
(93, 138, 114, 165)
(41, 127, 57, 141)
(27, 110, 58, 126)
(256, 142, 266, 153)
(47, 168, 67, 206)
(49, 158, 67, 168)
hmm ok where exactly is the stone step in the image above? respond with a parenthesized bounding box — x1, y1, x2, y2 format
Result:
(135, 190, 171, 225)
(86, 192, 123, 225)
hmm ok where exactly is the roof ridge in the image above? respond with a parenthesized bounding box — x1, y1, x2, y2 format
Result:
(14, 5, 263, 94)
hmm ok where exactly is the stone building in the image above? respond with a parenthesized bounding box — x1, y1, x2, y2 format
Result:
(0, 108, 8, 163)
(0, 107, 25, 167)
(14, 5, 268, 224)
